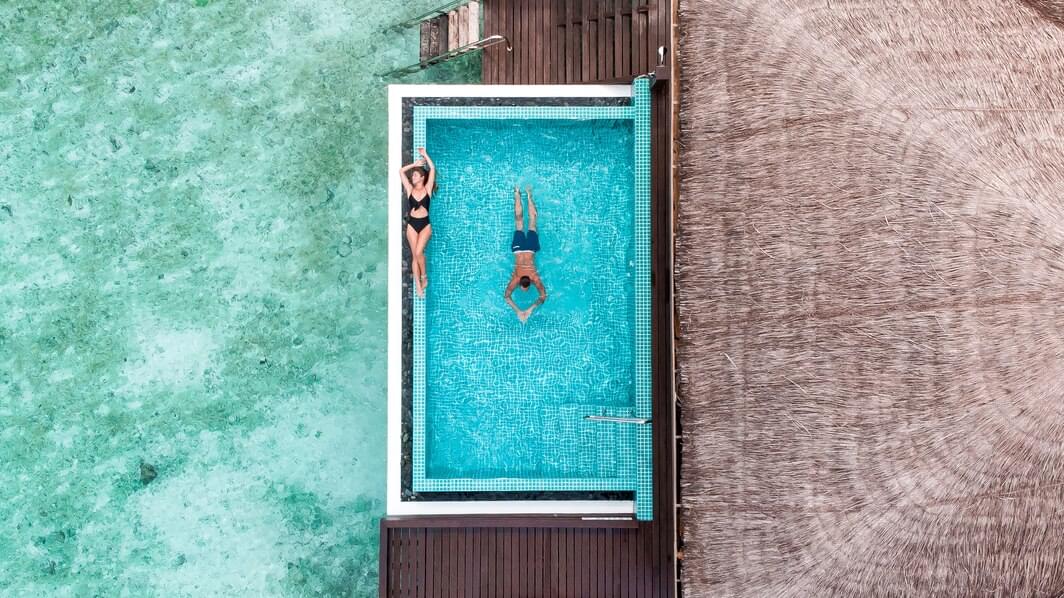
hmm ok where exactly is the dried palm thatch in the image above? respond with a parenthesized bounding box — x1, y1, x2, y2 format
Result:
(676, 0, 1064, 595)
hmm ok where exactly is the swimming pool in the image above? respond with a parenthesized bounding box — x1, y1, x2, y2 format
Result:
(389, 82, 653, 520)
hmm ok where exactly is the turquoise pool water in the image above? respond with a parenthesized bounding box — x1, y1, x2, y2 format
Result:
(421, 118, 638, 481)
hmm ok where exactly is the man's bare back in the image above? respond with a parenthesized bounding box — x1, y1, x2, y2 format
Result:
(504, 186, 547, 323)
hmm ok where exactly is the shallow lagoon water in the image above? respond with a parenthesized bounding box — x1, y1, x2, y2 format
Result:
(0, 2, 476, 595)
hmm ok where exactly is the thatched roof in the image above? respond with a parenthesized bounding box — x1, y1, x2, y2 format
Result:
(676, 0, 1064, 595)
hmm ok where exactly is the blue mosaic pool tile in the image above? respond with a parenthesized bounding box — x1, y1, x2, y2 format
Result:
(409, 95, 655, 519)
(633, 77, 653, 521)
(411, 124, 428, 487)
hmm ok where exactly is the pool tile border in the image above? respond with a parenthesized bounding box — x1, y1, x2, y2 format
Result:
(409, 85, 654, 519)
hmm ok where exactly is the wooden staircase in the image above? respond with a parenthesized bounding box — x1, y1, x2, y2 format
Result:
(417, 1, 482, 62)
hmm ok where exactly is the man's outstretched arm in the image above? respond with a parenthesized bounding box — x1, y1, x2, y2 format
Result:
(532, 278, 547, 307)
(504, 276, 522, 315)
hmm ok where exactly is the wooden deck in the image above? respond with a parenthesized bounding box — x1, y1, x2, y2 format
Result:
(381, 1, 676, 596)
(481, 0, 671, 84)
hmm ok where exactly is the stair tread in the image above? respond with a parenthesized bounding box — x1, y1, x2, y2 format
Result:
(457, 5, 468, 47)
(467, 1, 480, 44)
(447, 10, 459, 51)
(419, 21, 431, 61)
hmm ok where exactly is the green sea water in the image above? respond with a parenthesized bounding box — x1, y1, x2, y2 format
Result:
(0, 2, 478, 595)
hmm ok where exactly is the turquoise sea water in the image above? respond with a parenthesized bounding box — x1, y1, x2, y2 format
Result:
(0, 2, 476, 596)
(422, 118, 637, 481)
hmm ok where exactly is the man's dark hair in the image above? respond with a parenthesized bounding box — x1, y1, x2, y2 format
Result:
(519, 276, 531, 290)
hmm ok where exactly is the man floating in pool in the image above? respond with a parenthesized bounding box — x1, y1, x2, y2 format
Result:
(505, 185, 547, 323)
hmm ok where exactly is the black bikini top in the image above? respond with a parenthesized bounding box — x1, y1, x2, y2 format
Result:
(408, 191, 430, 212)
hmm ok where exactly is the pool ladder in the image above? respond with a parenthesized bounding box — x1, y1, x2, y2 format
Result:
(381, 1, 512, 78)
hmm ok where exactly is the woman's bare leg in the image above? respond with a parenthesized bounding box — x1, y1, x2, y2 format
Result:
(414, 225, 432, 290)
(406, 224, 423, 295)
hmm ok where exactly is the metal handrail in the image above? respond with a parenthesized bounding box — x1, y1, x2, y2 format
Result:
(388, 0, 471, 32)
(585, 415, 652, 425)
(381, 34, 512, 78)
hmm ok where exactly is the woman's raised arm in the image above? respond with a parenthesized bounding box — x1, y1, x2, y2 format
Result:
(418, 148, 436, 192)
(398, 160, 423, 196)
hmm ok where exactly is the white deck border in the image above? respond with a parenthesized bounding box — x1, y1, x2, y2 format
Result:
(387, 83, 635, 517)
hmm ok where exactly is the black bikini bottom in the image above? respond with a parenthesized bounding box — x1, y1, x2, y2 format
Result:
(407, 214, 430, 233)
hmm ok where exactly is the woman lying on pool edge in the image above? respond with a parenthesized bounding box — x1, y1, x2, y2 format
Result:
(398, 147, 435, 296)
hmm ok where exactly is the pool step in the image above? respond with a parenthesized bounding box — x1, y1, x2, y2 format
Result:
(418, 2, 481, 62)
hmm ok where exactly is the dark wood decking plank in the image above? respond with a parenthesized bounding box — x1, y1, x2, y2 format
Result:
(498, 529, 507, 598)
(538, 528, 546, 598)
(499, 0, 511, 83)
(544, 0, 553, 83)
(653, 0, 665, 67)
(558, 0, 567, 83)
(590, 529, 600, 597)
(632, 0, 644, 76)
(395, 527, 402, 591)
(565, 0, 575, 83)
(513, 528, 520, 597)
(455, 529, 463, 598)
(496, 0, 506, 83)
(534, 0, 544, 84)
(545, 0, 554, 83)
(532, 0, 542, 84)
(516, 0, 525, 83)
(596, 0, 607, 80)
(417, 528, 426, 598)
(525, 0, 534, 83)
(480, 527, 493, 598)
(591, 0, 600, 81)
(511, 0, 520, 83)
(548, 528, 559, 598)
(469, 527, 479, 597)
(568, 0, 579, 83)
(558, 528, 568, 598)
(400, 528, 410, 598)
(510, 528, 519, 596)
(625, 521, 634, 591)
(385, 527, 393, 598)
(612, 0, 622, 79)
(581, 0, 591, 81)
(520, 528, 529, 592)
(647, 0, 657, 67)
(473, 528, 483, 597)
(483, 1, 494, 81)
(603, 0, 613, 80)
(607, 529, 616, 597)
(527, 527, 536, 591)
(460, 529, 470, 598)
(430, 530, 439, 598)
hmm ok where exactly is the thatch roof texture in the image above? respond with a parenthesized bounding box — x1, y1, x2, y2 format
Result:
(677, 0, 1064, 595)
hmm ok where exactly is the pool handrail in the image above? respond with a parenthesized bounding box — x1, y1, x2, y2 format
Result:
(381, 34, 512, 78)
(585, 415, 652, 425)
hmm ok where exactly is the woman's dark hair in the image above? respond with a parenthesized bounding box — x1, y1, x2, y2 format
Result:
(411, 167, 437, 192)
(519, 276, 531, 289)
